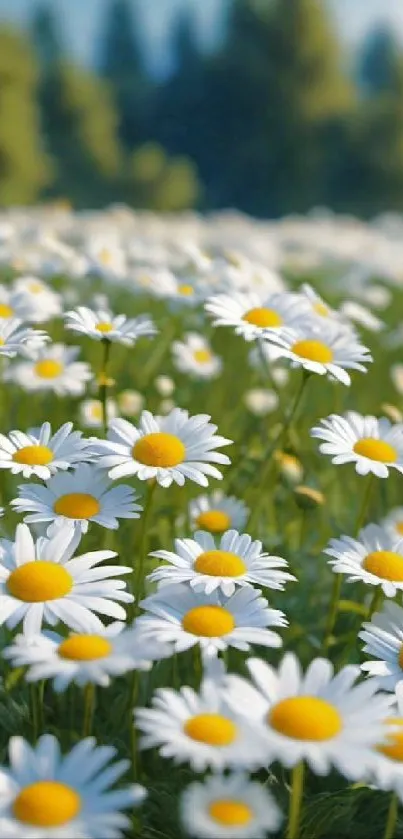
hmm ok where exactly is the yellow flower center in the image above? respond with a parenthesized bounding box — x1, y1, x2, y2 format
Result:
(133, 432, 185, 467)
(269, 696, 342, 741)
(193, 349, 212, 363)
(363, 550, 403, 581)
(100, 248, 112, 265)
(378, 719, 403, 762)
(209, 800, 253, 827)
(54, 493, 100, 519)
(178, 284, 194, 296)
(90, 403, 103, 420)
(291, 339, 333, 364)
(58, 634, 112, 661)
(353, 438, 397, 463)
(34, 359, 64, 379)
(96, 321, 113, 333)
(28, 282, 43, 294)
(194, 550, 246, 577)
(12, 445, 53, 466)
(397, 522, 403, 536)
(242, 307, 283, 328)
(13, 781, 81, 827)
(195, 510, 232, 533)
(0, 303, 13, 318)
(0, 339, 4, 346)
(182, 604, 235, 636)
(7, 561, 73, 602)
(184, 713, 237, 746)
(313, 301, 330, 317)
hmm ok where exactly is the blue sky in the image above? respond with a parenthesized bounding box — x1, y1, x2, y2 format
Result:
(0, 0, 403, 75)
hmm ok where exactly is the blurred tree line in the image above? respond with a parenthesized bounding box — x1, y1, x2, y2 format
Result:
(1, 0, 403, 216)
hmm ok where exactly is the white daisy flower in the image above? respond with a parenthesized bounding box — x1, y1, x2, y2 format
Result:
(64, 306, 157, 345)
(311, 412, 403, 478)
(300, 283, 341, 321)
(0, 733, 145, 838)
(94, 410, 232, 488)
(339, 300, 384, 333)
(117, 389, 144, 417)
(154, 375, 175, 396)
(180, 773, 283, 838)
(147, 529, 295, 596)
(0, 522, 133, 635)
(224, 654, 394, 779)
(205, 291, 308, 342)
(11, 464, 142, 533)
(6, 343, 92, 397)
(359, 601, 403, 692)
(0, 422, 95, 480)
(244, 388, 279, 416)
(12, 275, 63, 322)
(172, 333, 222, 379)
(0, 318, 48, 358)
(367, 684, 403, 793)
(264, 321, 372, 385)
(3, 624, 169, 691)
(325, 524, 403, 598)
(135, 677, 269, 771)
(382, 508, 403, 542)
(189, 491, 249, 534)
(136, 583, 287, 658)
(79, 399, 118, 429)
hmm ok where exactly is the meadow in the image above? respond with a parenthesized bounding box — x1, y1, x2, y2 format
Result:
(0, 205, 403, 837)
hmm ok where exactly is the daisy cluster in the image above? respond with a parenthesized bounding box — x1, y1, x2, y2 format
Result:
(0, 206, 403, 838)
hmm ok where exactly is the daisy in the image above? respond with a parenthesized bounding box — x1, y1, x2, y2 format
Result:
(6, 343, 92, 397)
(0, 522, 133, 635)
(0, 318, 48, 358)
(263, 321, 371, 385)
(0, 422, 96, 480)
(11, 464, 142, 533)
(300, 283, 341, 321)
(3, 624, 170, 691)
(382, 508, 403, 541)
(359, 601, 403, 692)
(135, 677, 269, 771)
(224, 654, 394, 779)
(0, 733, 145, 838)
(339, 300, 384, 333)
(244, 388, 279, 415)
(172, 333, 222, 379)
(325, 524, 403, 599)
(180, 773, 283, 838)
(117, 389, 144, 417)
(205, 291, 307, 342)
(147, 529, 295, 596)
(12, 275, 63, 322)
(311, 412, 403, 478)
(136, 583, 287, 658)
(189, 491, 249, 534)
(79, 399, 118, 429)
(64, 306, 157, 345)
(369, 685, 403, 793)
(94, 410, 232, 488)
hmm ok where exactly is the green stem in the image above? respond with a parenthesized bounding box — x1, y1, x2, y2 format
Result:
(287, 761, 305, 839)
(355, 474, 375, 536)
(30, 684, 39, 742)
(384, 792, 399, 839)
(323, 573, 342, 653)
(368, 587, 384, 619)
(130, 670, 141, 781)
(99, 339, 111, 436)
(133, 481, 157, 618)
(247, 371, 309, 533)
(257, 338, 281, 403)
(82, 683, 95, 737)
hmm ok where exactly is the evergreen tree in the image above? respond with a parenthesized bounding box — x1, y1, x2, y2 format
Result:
(40, 63, 123, 207)
(30, 2, 61, 69)
(0, 28, 51, 205)
(98, 0, 149, 147)
(359, 27, 403, 96)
